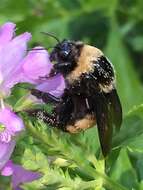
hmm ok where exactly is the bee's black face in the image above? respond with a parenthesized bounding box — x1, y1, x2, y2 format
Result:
(49, 40, 83, 76)
(50, 40, 75, 62)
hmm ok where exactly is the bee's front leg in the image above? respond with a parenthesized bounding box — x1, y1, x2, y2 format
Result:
(31, 89, 61, 103)
(27, 90, 74, 132)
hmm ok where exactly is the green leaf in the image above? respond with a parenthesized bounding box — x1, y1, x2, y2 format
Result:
(105, 22, 143, 113)
(136, 155, 143, 181)
(110, 148, 138, 189)
(22, 145, 49, 172)
(139, 181, 143, 190)
(113, 104, 143, 153)
(129, 36, 143, 51)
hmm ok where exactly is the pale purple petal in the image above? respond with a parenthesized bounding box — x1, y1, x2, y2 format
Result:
(1, 160, 41, 189)
(0, 108, 24, 135)
(12, 164, 41, 188)
(0, 28, 31, 97)
(1, 70, 24, 97)
(1, 46, 52, 96)
(1, 160, 13, 176)
(0, 140, 15, 170)
(37, 74, 65, 97)
(0, 32, 31, 80)
(0, 22, 15, 48)
(0, 130, 11, 143)
(22, 46, 52, 83)
(0, 22, 65, 101)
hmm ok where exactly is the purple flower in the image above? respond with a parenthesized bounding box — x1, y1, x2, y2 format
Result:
(0, 140, 15, 170)
(0, 22, 31, 97)
(1, 160, 41, 190)
(0, 22, 65, 99)
(0, 108, 24, 170)
(21, 47, 65, 98)
(0, 21, 65, 181)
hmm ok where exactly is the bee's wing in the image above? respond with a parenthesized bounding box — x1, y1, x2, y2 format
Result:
(105, 89, 122, 130)
(94, 92, 113, 157)
(93, 89, 122, 156)
(87, 55, 122, 156)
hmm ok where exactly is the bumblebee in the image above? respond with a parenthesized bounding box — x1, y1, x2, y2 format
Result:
(29, 37, 122, 156)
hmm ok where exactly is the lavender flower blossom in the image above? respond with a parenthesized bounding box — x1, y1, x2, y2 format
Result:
(21, 47, 65, 97)
(1, 160, 41, 190)
(0, 108, 24, 170)
(0, 21, 65, 178)
(0, 22, 65, 98)
(0, 22, 31, 97)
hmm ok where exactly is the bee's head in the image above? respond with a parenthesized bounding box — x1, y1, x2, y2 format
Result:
(49, 40, 83, 76)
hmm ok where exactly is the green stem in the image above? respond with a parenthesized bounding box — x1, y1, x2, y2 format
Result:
(25, 122, 128, 190)
(75, 162, 127, 190)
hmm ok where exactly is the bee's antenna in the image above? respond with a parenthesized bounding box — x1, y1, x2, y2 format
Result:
(27, 48, 45, 52)
(41, 32, 60, 43)
(27, 46, 54, 53)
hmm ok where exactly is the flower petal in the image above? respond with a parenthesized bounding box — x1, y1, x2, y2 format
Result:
(0, 32, 31, 79)
(0, 130, 11, 143)
(1, 160, 13, 176)
(12, 164, 41, 188)
(1, 47, 52, 97)
(0, 22, 15, 48)
(0, 140, 15, 170)
(37, 74, 65, 97)
(22, 46, 52, 83)
(1, 160, 41, 189)
(0, 108, 24, 135)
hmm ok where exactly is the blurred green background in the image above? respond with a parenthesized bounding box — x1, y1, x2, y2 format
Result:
(0, 1, 143, 189)
(0, 0, 143, 113)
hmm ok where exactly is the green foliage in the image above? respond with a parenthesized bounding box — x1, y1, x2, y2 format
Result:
(0, 0, 143, 189)
(13, 105, 143, 190)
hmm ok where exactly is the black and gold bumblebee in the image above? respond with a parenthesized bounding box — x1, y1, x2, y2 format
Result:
(30, 38, 122, 156)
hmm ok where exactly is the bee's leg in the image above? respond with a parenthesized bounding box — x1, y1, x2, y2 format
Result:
(54, 89, 73, 126)
(27, 109, 62, 129)
(31, 89, 61, 103)
(27, 94, 74, 132)
(49, 62, 74, 77)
